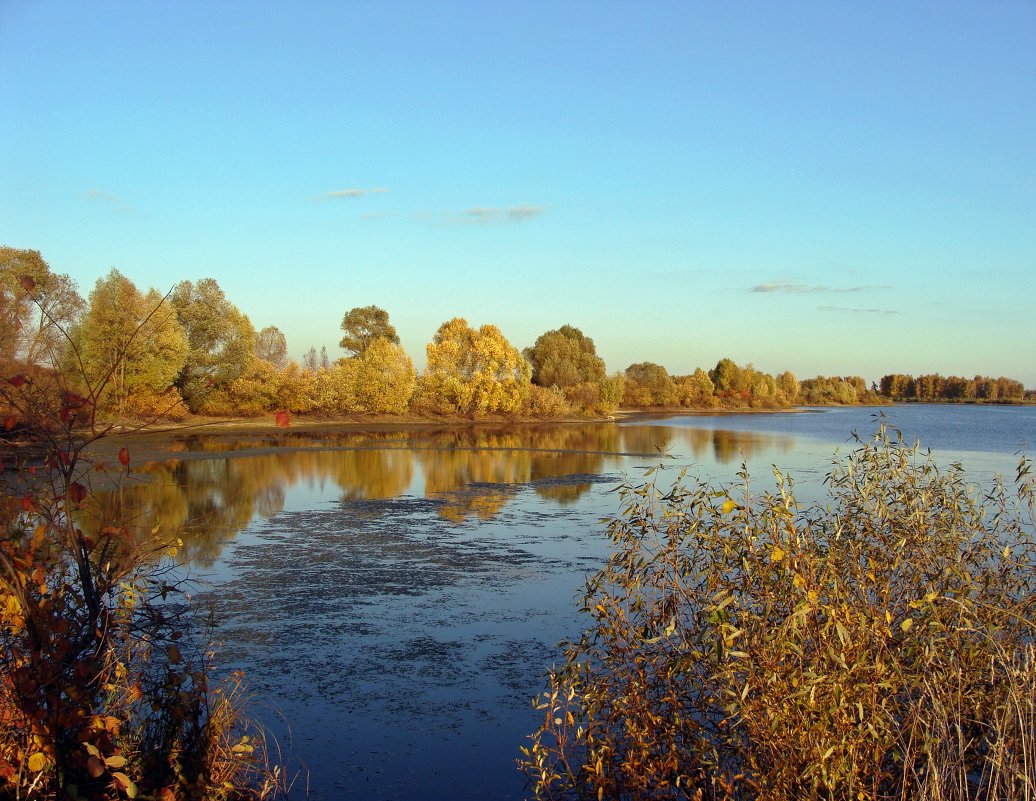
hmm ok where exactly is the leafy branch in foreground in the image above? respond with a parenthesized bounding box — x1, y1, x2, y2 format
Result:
(1, 278, 286, 800)
(522, 425, 1035, 801)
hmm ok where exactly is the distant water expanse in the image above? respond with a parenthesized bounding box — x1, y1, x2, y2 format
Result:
(639, 403, 1036, 456)
(131, 404, 1034, 800)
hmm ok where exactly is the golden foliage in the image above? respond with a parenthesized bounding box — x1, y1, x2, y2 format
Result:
(523, 426, 1036, 801)
(423, 317, 531, 415)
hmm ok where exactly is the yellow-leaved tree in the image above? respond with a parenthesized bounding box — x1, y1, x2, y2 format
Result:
(353, 337, 416, 414)
(70, 269, 189, 418)
(422, 318, 531, 415)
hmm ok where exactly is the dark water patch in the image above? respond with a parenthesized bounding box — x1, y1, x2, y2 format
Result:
(191, 480, 610, 800)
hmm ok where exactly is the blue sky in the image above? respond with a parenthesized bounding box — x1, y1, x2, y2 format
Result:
(2, 1, 1034, 386)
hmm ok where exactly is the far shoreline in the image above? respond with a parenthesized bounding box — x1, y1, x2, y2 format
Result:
(80, 404, 844, 464)
(69, 399, 1029, 469)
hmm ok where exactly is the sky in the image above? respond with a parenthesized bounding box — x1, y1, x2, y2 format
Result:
(2, 1, 1034, 387)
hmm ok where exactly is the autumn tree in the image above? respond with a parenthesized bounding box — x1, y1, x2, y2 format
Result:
(799, 375, 859, 404)
(524, 325, 607, 389)
(623, 362, 677, 407)
(70, 269, 189, 416)
(422, 317, 531, 415)
(524, 325, 609, 414)
(340, 305, 399, 356)
(709, 357, 758, 402)
(353, 337, 417, 414)
(255, 325, 288, 368)
(171, 278, 256, 411)
(313, 360, 358, 414)
(674, 368, 715, 408)
(0, 247, 84, 368)
(775, 370, 800, 405)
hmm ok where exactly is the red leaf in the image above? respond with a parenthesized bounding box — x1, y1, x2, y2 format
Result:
(59, 408, 71, 424)
(69, 482, 88, 504)
(19, 275, 36, 291)
(118, 447, 131, 466)
(275, 410, 291, 428)
(3, 415, 17, 430)
(7, 374, 26, 388)
(20, 496, 36, 513)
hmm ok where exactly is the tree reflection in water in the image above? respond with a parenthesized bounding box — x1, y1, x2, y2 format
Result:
(81, 422, 792, 566)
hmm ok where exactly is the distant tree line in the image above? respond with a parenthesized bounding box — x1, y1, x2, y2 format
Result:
(878, 373, 1026, 403)
(1, 247, 1030, 421)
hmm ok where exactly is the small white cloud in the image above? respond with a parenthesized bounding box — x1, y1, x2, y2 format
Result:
(506, 204, 545, 221)
(817, 305, 899, 315)
(82, 189, 131, 213)
(752, 281, 812, 293)
(752, 281, 892, 294)
(451, 205, 546, 224)
(316, 187, 388, 200)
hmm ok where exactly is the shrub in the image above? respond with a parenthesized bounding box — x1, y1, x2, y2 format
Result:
(122, 387, 190, 420)
(522, 425, 1036, 801)
(525, 384, 571, 418)
(1, 280, 285, 800)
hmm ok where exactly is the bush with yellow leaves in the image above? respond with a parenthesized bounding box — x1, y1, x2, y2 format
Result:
(523, 425, 1035, 801)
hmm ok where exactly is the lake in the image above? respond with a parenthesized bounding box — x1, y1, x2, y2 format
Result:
(120, 404, 1035, 800)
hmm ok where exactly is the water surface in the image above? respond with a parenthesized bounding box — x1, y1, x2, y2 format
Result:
(113, 405, 1033, 800)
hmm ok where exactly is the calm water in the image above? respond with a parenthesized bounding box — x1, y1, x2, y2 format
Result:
(113, 405, 1034, 800)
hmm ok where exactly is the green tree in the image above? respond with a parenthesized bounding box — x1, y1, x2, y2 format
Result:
(0, 247, 84, 368)
(171, 278, 256, 411)
(524, 325, 607, 389)
(255, 325, 288, 368)
(423, 317, 531, 415)
(524, 325, 609, 414)
(623, 362, 677, 407)
(71, 270, 188, 415)
(339, 305, 399, 356)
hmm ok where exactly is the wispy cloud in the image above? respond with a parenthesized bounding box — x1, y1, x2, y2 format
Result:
(751, 281, 892, 294)
(450, 205, 546, 224)
(356, 202, 547, 225)
(817, 305, 899, 315)
(82, 189, 131, 213)
(316, 187, 388, 200)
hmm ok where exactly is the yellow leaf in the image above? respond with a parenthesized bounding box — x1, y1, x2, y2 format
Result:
(721, 499, 735, 514)
(27, 752, 47, 772)
(771, 546, 785, 563)
(900, 618, 913, 633)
